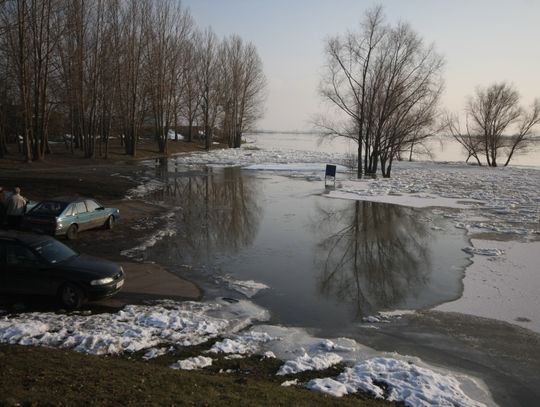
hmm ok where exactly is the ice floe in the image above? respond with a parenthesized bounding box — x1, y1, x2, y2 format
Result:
(217, 276, 269, 298)
(462, 247, 505, 257)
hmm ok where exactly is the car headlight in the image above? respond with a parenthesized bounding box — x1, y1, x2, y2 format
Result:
(90, 277, 114, 286)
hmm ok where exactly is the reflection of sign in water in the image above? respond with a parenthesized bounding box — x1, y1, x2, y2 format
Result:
(314, 200, 432, 317)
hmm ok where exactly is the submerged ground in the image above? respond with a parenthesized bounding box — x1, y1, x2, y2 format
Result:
(1, 134, 539, 406)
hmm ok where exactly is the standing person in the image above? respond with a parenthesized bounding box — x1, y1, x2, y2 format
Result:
(6, 187, 28, 229)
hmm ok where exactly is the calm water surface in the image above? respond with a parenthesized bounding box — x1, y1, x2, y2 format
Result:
(143, 162, 470, 336)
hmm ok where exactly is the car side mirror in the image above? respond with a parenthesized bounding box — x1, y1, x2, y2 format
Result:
(97, 207, 104, 211)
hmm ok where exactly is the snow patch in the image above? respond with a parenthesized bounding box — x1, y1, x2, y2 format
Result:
(276, 352, 343, 376)
(306, 378, 349, 397)
(330, 357, 487, 407)
(210, 331, 275, 355)
(170, 356, 212, 370)
(0, 299, 269, 355)
(281, 379, 299, 387)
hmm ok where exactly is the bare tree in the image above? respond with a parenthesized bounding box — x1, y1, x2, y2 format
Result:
(145, 0, 193, 154)
(197, 28, 220, 151)
(469, 83, 540, 167)
(180, 32, 203, 143)
(113, 0, 149, 157)
(447, 83, 540, 167)
(319, 6, 444, 178)
(219, 35, 266, 148)
(444, 112, 484, 166)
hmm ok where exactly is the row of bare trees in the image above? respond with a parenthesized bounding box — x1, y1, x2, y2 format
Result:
(0, 0, 266, 161)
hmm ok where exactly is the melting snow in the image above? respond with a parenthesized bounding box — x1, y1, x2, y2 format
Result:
(324, 357, 487, 407)
(277, 352, 343, 375)
(170, 356, 212, 370)
(307, 378, 349, 397)
(0, 299, 269, 355)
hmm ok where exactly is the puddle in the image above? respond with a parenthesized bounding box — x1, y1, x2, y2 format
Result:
(139, 163, 471, 335)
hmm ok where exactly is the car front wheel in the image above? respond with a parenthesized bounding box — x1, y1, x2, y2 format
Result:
(59, 283, 84, 309)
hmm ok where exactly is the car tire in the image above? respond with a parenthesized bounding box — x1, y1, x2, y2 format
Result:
(106, 216, 115, 230)
(59, 283, 84, 309)
(66, 224, 78, 240)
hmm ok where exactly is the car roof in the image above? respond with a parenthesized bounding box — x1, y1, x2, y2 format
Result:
(0, 230, 56, 247)
(42, 197, 95, 204)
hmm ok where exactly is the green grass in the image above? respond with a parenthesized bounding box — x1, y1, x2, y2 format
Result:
(0, 344, 394, 406)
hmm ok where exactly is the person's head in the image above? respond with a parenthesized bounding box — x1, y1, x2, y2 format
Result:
(14, 187, 20, 195)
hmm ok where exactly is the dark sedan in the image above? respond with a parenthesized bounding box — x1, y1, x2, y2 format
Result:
(22, 197, 120, 240)
(0, 231, 124, 308)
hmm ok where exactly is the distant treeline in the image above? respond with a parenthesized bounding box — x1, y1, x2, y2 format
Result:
(0, 0, 266, 162)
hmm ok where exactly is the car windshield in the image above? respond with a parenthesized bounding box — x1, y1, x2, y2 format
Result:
(34, 240, 77, 264)
(30, 201, 67, 216)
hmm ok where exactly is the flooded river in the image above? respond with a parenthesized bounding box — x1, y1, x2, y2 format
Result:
(132, 158, 540, 406)
(142, 164, 470, 333)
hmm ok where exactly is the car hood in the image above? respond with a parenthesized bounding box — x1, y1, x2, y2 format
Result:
(60, 254, 121, 278)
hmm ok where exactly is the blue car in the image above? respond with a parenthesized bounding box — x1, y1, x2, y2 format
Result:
(22, 197, 120, 240)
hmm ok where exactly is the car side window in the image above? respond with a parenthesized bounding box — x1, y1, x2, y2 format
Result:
(63, 204, 74, 217)
(85, 200, 100, 212)
(75, 202, 87, 214)
(6, 244, 41, 267)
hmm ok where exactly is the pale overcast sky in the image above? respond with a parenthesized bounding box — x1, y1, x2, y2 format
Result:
(183, 0, 540, 131)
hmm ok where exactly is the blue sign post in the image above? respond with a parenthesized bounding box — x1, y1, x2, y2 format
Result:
(325, 164, 337, 186)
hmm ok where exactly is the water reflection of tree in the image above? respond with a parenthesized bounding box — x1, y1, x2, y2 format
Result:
(147, 161, 262, 264)
(314, 200, 431, 317)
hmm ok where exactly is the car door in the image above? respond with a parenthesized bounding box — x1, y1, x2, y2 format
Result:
(74, 201, 92, 231)
(3, 242, 57, 295)
(84, 199, 106, 228)
(60, 204, 77, 232)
